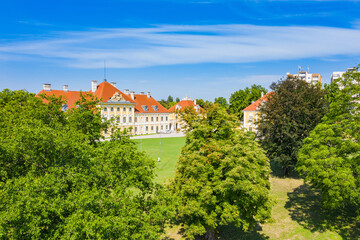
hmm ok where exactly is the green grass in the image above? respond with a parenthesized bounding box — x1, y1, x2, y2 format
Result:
(135, 137, 359, 240)
(133, 137, 185, 184)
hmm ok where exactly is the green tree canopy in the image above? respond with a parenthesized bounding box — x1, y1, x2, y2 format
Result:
(169, 104, 272, 240)
(214, 97, 228, 109)
(0, 89, 172, 239)
(229, 84, 267, 119)
(196, 98, 213, 109)
(258, 77, 327, 176)
(297, 67, 360, 212)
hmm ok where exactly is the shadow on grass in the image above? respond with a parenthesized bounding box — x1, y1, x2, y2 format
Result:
(216, 223, 269, 240)
(285, 184, 360, 240)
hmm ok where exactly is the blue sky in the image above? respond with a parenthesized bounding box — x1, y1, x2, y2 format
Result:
(1, 0, 360, 100)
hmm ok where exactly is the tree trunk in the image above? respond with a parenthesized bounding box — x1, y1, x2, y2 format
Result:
(283, 166, 289, 176)
(204, 229, 216, 240)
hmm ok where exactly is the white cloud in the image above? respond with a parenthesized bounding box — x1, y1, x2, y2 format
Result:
(1, 24, 360, 68)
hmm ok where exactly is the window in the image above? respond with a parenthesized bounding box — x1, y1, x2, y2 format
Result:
(129, 117, 132, 122)
(104, 107, 107, 111)
(249, 114, 254, 123)
(117, 107, 120, 111)
(151, 117, 154, 122)
(111, 107, 114, 111)
(146, 117, 148, 122)
(129, 107, 132, 111)
(166, 116, 168, 121)
(123, 107, 126, 111)
(152, 105, 159, 111)
(135, 117, 137, 122)
(161, 126, 163, 130)
(156, 117, 159, 122)
(156, 126, 159, 132)
(166, 125, 168, 129)
(62, 104, 68, 112)
(135, 127, 137, 132)
(161, 116, 163, 121)
(116, 117, 120, 123)
(151, 126, 153, 130)
(123, 117, 126, 123)
(142, 105, 149, 111)
(146, 126, 148, 131)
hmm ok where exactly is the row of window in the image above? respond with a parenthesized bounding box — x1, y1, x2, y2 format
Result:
(145, 116, 168, 122)
(104, 115, 169, 123)
(104, 125, 169, 134)
(104, 107, 132, 112)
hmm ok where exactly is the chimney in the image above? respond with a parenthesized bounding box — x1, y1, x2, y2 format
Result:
(194, 99, 197, 105)
(140, 92, 145, 95)
(110, 82, 116, 87)
(124, 89, 129, 95)
(43, 83, 51, 91)
(63, 85, 68, 92)
(261, 92, 264, 97)
(91, 80, 97, 93)
(130, 91, 135, 100)
(147, 92, 151, 98)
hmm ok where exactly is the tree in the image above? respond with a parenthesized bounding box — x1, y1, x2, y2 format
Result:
(0, 89, 173, 239)
(176, 97, 180, 102)
(196, 98, 213, 109)
(258, 76, 327, 176)
(229, 84, 267, 119)
(297, 67, 360, 212)
(169, 104, 272, 240)
(167, 95, 174, 103)
(214, 97, 228, 109)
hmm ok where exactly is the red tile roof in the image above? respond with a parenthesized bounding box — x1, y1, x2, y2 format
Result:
(133, 94, 169, 113)
(36, 90, 84, 109)
(91, 81, 135, 103)
(243, 91, 274, 111)
(37, 81, 168, 113)
(168, 99, 203, 112)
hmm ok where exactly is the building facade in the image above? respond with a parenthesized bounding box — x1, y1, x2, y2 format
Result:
(242, 92, 273, 133)
(37, 80, 173, 136)
(286, 71, 322, 84)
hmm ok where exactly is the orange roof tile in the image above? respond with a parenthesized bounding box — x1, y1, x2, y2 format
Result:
(36, 89, 84, 109)
(133, 94, 169, 113)
(243, 91, 274, 111)
(168, 99, 203, 112)
(92, 81, 135, 103)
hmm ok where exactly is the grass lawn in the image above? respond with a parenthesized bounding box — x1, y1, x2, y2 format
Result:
(135, 137, 359, 240)
(133, 137, 185, 184)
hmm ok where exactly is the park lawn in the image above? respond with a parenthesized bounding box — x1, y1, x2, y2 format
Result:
(133, 137, 185, 184)
(135, 137, 358, 240)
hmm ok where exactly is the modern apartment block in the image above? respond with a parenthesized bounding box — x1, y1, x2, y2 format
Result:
(331, 67, 357, 83)
(37, 80, 176, 136)
(286, 71, 322, 84)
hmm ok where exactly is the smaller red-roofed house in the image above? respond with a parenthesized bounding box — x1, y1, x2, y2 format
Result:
(242, 91, 274, 133)
(168, 95, 203, 130)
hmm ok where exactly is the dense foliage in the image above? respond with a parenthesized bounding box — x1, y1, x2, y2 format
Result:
(214, 97, 228, 110)
(297, 68, 360, 212)
(196, 98, 213, 109)
(229, 84, 267, 119)
(159, 95, 178, 109)
(169, 104, 272, 240)
(258, 77, 327, 176)
(0, 89, 172, 239)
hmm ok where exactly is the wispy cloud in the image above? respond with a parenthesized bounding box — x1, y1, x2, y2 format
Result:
(1, 24, 360, 68)
(17, 20, 53, 27)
